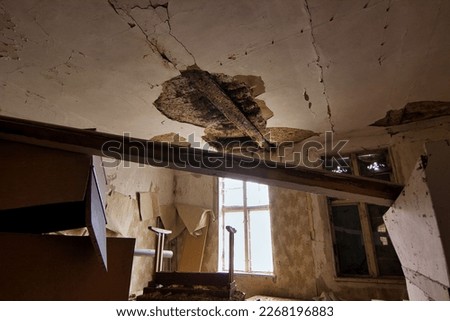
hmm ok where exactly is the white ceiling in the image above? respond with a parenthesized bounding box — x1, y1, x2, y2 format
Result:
(1, 0, 449, 142)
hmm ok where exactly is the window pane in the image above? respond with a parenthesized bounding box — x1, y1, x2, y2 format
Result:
(222, 178, 243, 206)
(223, 211, 245, 271)
(357, 152, 391, 181)
(249, 210, 273, 272)
(331, 205, 369, 276)
(367, 205, 403, 276)
(323, 156, 352, 174)
(246, 182, 269, 207)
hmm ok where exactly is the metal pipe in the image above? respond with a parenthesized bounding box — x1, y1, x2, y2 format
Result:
(134, 249, 173, 258)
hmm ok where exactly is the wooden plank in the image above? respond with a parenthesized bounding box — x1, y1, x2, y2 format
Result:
(0, 115, 403, 206)
(178, 224, 209, 272)
(0, 234, 135, 300)
(154, 271, 230, 287)
(0, 139, 91, 210)
(143, 287, 230, 298)
(86, 169, 108, 271)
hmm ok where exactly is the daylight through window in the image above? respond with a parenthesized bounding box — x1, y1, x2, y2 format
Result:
(218, 178, 274, 274)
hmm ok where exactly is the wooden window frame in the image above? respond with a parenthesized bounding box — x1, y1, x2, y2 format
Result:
(218, 178, 272, 274)
(327, 149, 403, 279)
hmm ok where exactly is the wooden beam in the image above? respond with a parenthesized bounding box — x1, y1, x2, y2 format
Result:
(0, 115, 403, 205)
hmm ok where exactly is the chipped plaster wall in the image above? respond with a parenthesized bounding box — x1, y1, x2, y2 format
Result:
(104, 161, 175, 297)
(173, 171, 218, 272)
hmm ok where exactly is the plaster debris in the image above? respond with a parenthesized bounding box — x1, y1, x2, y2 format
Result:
(265, 127, 317, 146)
(371, 101, 450, 126)
(149, 132, 191, 147)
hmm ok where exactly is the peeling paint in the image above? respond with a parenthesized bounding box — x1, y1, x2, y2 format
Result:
(371, 101, 450, 126)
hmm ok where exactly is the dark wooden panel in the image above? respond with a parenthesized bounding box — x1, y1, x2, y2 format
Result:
(0, 115, 403, 205)
(0, 139, 91, 210)
(0, 234, 135, 300)
(0, 201, 86, 233)
(155, 272, 230, 287)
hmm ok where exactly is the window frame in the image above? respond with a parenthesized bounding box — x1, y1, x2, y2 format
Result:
(217, 178, 273, 274)
(326, 149, 404, 280)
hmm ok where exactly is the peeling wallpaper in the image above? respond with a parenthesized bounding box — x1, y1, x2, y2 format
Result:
(173, 118, 450, 300)
(104, 162, 175, 296)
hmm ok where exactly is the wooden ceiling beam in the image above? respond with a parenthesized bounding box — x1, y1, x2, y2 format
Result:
(0, 115, 403, 206)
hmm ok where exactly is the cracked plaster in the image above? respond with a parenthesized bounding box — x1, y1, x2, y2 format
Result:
(0, 0, 449, 141)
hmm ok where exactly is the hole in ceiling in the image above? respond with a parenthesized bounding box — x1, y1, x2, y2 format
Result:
(153, 66, 317, 152)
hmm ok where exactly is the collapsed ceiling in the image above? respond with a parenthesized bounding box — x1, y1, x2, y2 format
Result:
(0, 0, 449, 147)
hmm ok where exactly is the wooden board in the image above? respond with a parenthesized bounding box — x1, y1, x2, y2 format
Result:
(0, 115, 404, 206)
(0, 234, 135, 300)
(0, 139, 91, 210)
(86, 170, 108, 270)
(92, 155, 108, 211)
(155, 271, 229, 287)
(178, 218, 210, 272)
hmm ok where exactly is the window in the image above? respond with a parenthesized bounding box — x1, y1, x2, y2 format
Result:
(324, 150, 403, 278)
(218, 178, 274, 274)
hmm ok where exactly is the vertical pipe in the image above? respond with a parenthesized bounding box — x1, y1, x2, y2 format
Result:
(155, 233, 162, 272)
(226, 226, 237, 286)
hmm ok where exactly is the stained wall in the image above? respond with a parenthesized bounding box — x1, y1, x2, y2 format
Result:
(173, 117, 450, 300)
(103, 161, 175, 297)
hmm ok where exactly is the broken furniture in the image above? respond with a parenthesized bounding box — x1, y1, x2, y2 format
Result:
(0, 234, 135, 300)
(137, 225, 244, 300)
(0, 140, 109, 268)
(149, 226, 173, 272)
(0, 139, 136, 299)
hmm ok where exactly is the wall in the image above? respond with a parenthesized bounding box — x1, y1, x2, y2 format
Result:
(103, 161, 175, 297)
(173, 171, 218, 272)
(173, 116, 450, 300)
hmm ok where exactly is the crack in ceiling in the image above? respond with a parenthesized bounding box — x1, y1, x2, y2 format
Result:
(108, 0, 196, 70)
(303, 0, 335, 132)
